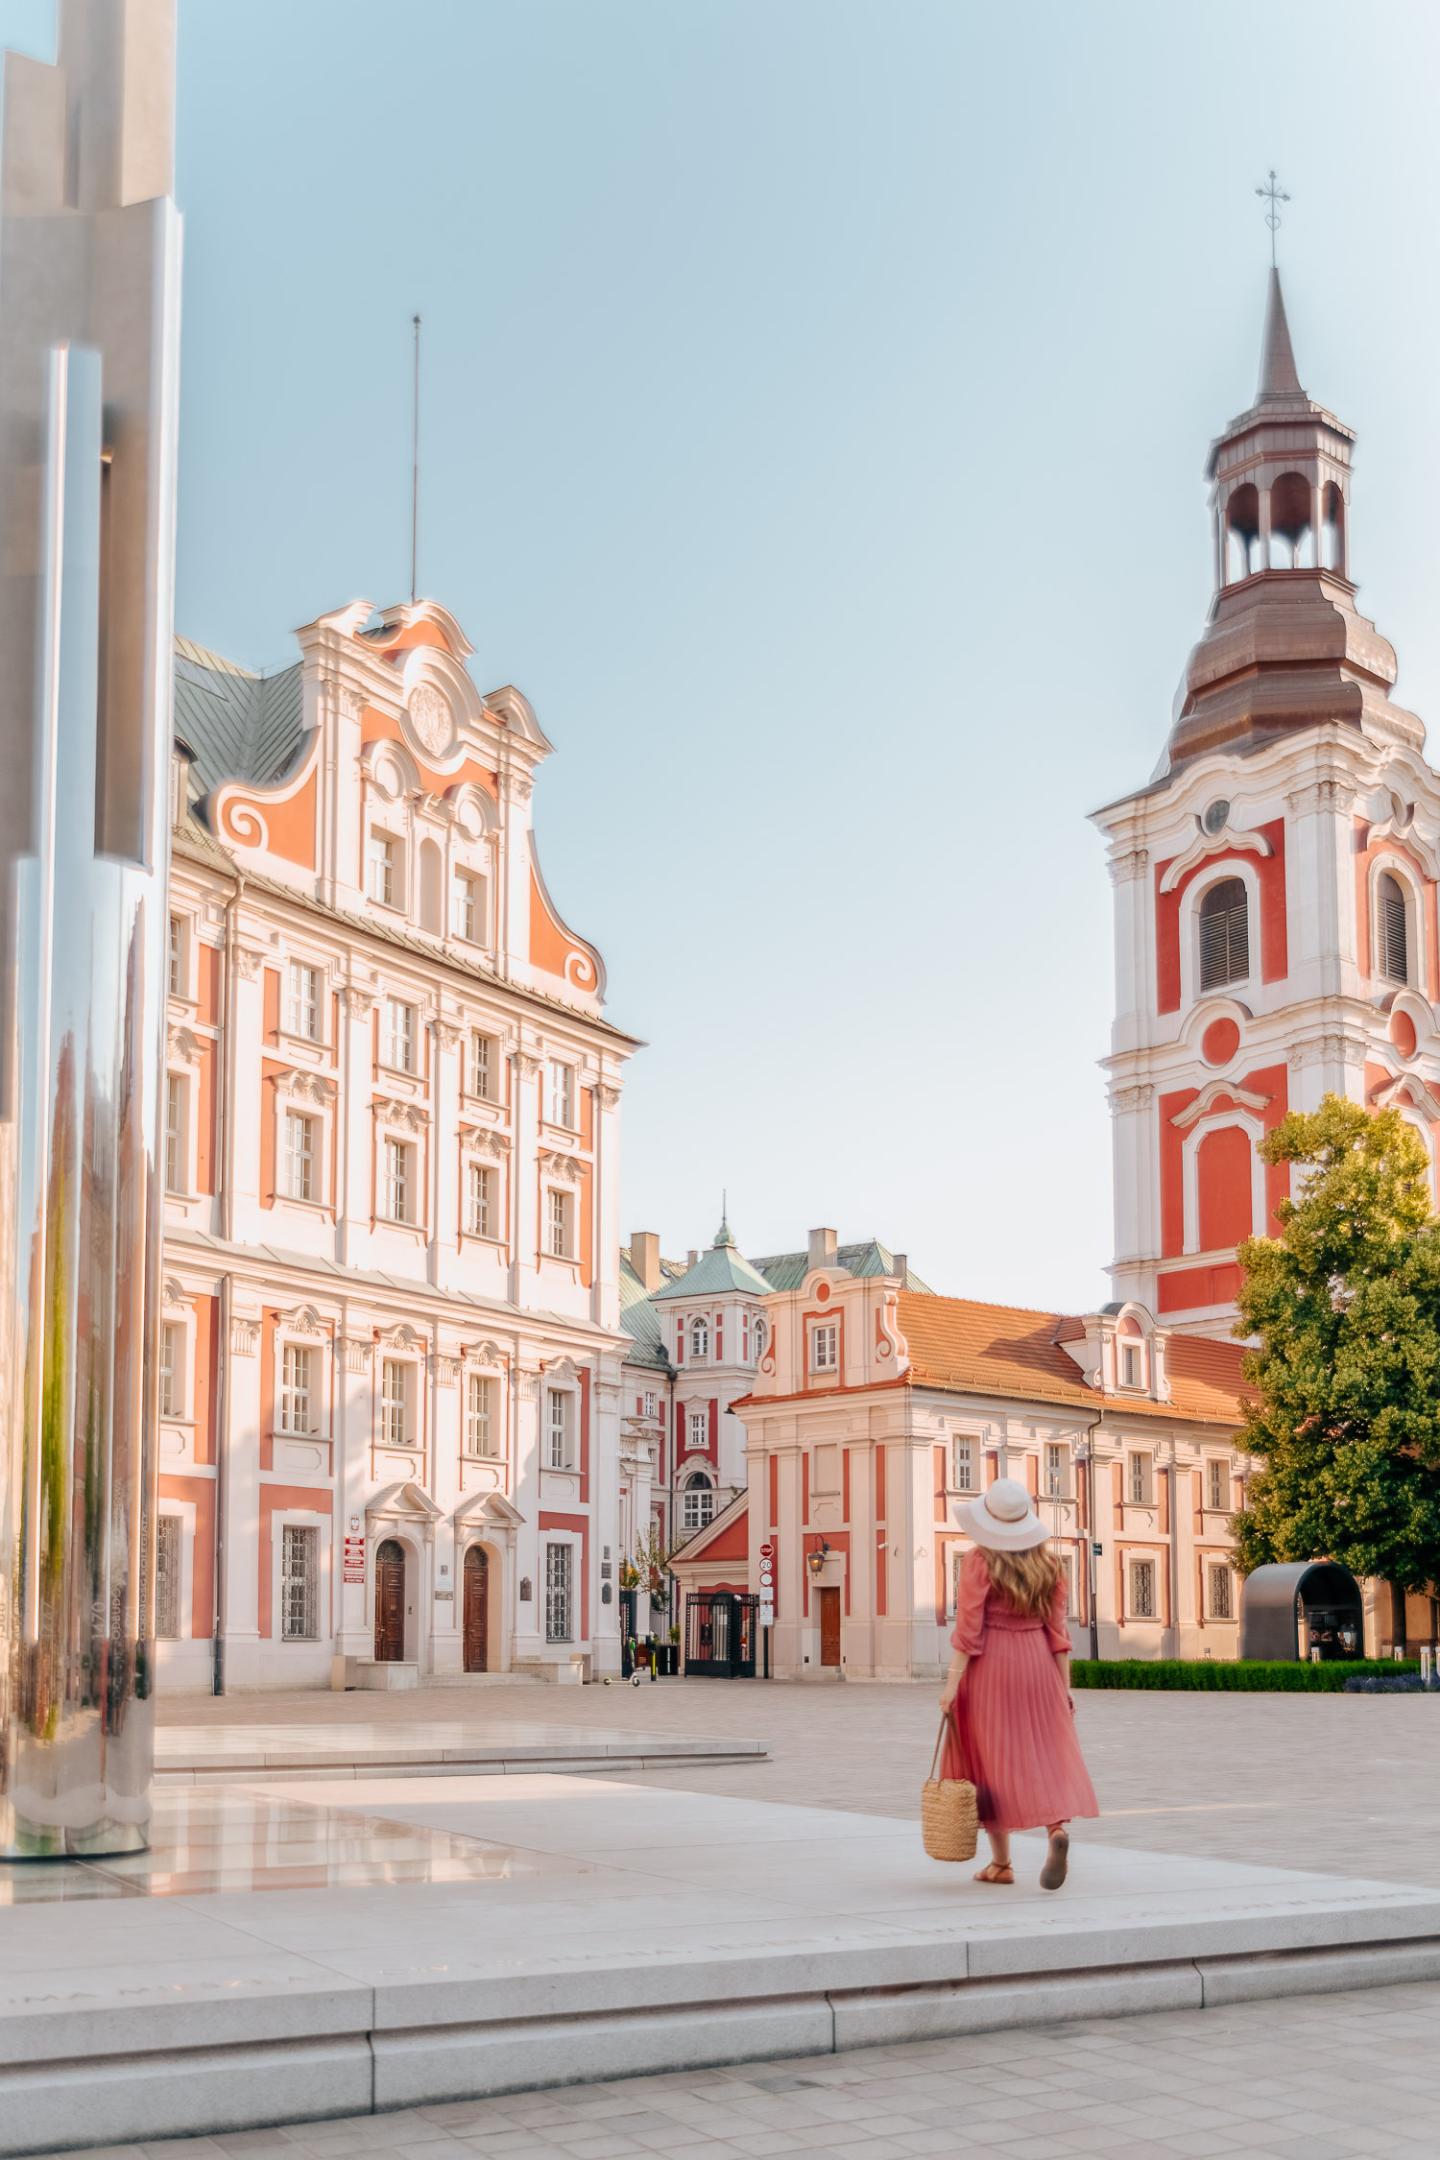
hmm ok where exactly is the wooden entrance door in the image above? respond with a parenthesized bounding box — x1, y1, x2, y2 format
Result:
(463, 1545, 489, 1673)
(818, 1585, 841, 1668)
(375, 1538, 406, 1662)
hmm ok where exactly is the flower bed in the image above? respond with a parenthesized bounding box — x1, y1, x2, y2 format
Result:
(1071, 1656, 1421, 1692)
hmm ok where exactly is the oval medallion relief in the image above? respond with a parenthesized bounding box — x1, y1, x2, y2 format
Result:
(407, 682, 454, 758)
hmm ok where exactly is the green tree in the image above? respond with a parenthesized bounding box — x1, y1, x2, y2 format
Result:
(1233, 1096, 1440, 1640)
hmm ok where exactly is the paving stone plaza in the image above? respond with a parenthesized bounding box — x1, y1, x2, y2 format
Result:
(9, 1681, 1440, 2159)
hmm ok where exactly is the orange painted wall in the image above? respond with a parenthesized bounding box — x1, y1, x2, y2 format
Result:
(360, 707, 498, 800)
(160, 1472, 215, 1640)
(528, 865, 597, 989)
(191, 1293, 219, 1467)
(220, 767, 318, 871)
(258, 1484, 332, 1639)
(1154, 820, 1287, 1014)
(1196, 1124, 1255, 1251)
(197, 942, 221, 1028)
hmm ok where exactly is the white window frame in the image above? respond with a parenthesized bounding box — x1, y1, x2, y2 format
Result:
(546, 1185, 576, 1261)
(951, 1435, 977, 1492)
(380, 1133, 417, 1226)
(167, 913, 188, 1000)
(367, 825, 402, 911)
(158, 1318, 186, 1422)
(154, 1501, 196, 1642)
(1117, 1339, 1144, 1390)
(281, 1106, 319, 1204)
(642, 1389, 657, 1419)
(681, 1474, 716, 1533)
(285, 958, 324, 1043)
(452, 869, 486, 945)
(270, 1510, 329, 1645)
(1043, 1441, 1067, 1499)
(464, 1370, 500, 1459)
(547, 1058, 577, 1130)
(1127, 1451, 1154, 1507)
(381, 996, 417, 1075)
(379, 1356, 416, 1450)
(1178, 859, 1262, 1011)
(809, 1321, 839, 1374)
(544, 1538, 576, 1643)
(1205, 1457, 1231, 1513)
(687, 1408, 708, 1453)
(689, 1316, 709, 1363)
(1369, 854, 1425, 993)
(1180, 1108, 1266, 1258)
(465, 1158, 498, 1240)
(754, 1315, 767, 1357)
(164, 1069, 193, 1198)
(1127, 1555, 1158, 1621)
(545, 1385, 577, 1471)
(469, 1029, 499, 1102)
(277, 1337, 320, 1438)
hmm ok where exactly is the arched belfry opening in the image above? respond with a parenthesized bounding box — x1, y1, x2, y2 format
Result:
(1268, 471, 1313, 569)
(1224, 483, 1261, 583)
(1321, 480, 1346, 574)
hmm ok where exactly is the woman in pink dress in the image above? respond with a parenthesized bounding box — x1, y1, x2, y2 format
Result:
(938, 1477, 1098, 1889)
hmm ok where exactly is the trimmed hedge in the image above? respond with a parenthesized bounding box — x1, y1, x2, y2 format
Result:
(1071, 1656, 1421, 1693)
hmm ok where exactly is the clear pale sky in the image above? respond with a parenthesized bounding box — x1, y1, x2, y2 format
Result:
(7, 1, 1440, 1311)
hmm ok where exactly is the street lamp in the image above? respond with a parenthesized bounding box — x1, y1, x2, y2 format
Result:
(806, 1541, 830, 1581)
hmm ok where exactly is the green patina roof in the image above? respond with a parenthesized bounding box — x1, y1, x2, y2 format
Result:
(752, 1240, 935, 1294)
(650, 1238, 775, 1303)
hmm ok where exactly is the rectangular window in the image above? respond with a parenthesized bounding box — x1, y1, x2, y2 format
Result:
(1208, 1562, 1234, 1621)
(1044, 1443, 1067, 1499)
(282, 1110, 317, 1203)
(547, 1387, 574, 1470)
(286, 959, 322, 1041)
(367, 828, 398, 908)
(548, 1059, 576, 1129)
(682, 1482, 715, 1532)
(381, 1136, 413, 1224)
(382, 997, 416, 1073)
(1206, 1458, 1230, 1513)
(642, 1389, 657, 1419)
(279, 1342, 316, 1436)
(687, 1409, 707, 1452)
(548, 1186, 575, 1259)
(466, 1372, 498, 1456)
(1128, 1452, 1154, 1506)
(453, 872, 484, 943)
(810, 1322, 839, 1373)
(168, 914, 184, 998)
(470, 1030, 497, 1100)
(951, 1436, 977, 1491)
(165, 1073, 185, 1194)
(159, 1321, 182, 1420)
(380, 1358, 413, 1449)
(155, 1516, 183, 1639)
(1119, 1342, 1141, 1389)
(545, 1543, 573, 1643)
(1129, 1557, 1157, 1620)
(281, 1524, 320, 1641)
(466, 1160, 496, 1238)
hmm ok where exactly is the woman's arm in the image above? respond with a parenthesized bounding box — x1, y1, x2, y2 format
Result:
(939, 1649, 967, 1713)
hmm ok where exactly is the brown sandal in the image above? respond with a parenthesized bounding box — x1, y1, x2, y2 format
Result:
(1040, 1829, 1070, 1891)
(973, 1861, 1014, 1884)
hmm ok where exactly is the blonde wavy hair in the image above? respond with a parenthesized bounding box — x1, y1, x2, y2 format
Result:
(982, 1541, 1062, 1618)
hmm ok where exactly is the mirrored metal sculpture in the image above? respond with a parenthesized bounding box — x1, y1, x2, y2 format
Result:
(0, 0, 181, 1855)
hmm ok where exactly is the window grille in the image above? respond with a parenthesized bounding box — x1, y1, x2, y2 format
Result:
(1208, 1562, 1234, 1621)
(547, 1387, 573, 1469)
(286, 960, 321, 1040)
(688, 1409, 707, 1452)
(1206, 1458, 1230, 1513)
(1044, 1442, 1066, 1498)
(380, 1359, 412, 1448)
(281, 1524, 319, 1640)
(548, 1059, 576, 1128)
(470, 1031, 495, 1099)
(382, 997, 415, 1072)
(279, 1342, 315, 1435)
(545, 1542, 573, 1642)
(1198, 877, 1249, 991)
(368, 829, 397, 907)
(682, 1480, 716, 1532)
(1128, 1453, 1154, 1506)
(1378, 872, 1410, 984)
(1129, 1557, 1157, 1620)
(467, 1161, 496, 1238)
(283, 1110, 316, 1202)
(811, 1322, 838, 1372)
(155, 1516, 183, 1639)
(165, 1074, 184, 1193)
(381, 1137, 412, 1223)
(159, 1322, 181, 1420)
(466, 1372, 497, 1456)
(952, 1436, 977, 1491)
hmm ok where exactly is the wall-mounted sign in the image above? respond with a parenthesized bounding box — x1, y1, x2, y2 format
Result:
(342, 1534, 366, 1584)
(519, 1576, 533, 1602)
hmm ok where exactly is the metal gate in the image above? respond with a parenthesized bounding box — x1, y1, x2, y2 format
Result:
(684, 1590, 759, 1678)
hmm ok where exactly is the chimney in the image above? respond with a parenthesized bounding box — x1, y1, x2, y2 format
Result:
(631, 1230, 662, 1292)
(808, 1226, 838, 1271)
(687, 1250, 699, 1271)
(892, 1252, 908, 1286)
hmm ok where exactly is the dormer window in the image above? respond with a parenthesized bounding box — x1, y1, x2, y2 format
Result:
(1198, 877, 1249, 991)
(1119, 1342, 1142, 1390)
(689, 1317, 709, 1362)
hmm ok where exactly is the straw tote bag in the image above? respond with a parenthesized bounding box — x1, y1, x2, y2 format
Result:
(921, 1711, 979, 1862)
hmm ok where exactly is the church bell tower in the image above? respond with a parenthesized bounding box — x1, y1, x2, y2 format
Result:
(1094, 269, 1440, 1336)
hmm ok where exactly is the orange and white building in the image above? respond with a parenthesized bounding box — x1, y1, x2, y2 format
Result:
(1096, 271, 1440, 1335)
(158, 597, 637, 1690)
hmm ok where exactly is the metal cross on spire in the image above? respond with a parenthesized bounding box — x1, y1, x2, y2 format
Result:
(1255, 169, 1290, 267)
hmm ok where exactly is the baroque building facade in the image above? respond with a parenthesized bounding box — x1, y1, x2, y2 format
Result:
(1096, 271, 1440, 1337)
(158, 597, 637, 1690)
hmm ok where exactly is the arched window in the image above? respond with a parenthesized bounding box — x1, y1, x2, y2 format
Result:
(1198, 877, 1249, 991)
(1378, 871, 1410, 984)
(753, 1316, 767, 1357)
(689, 1316, 709, 1362)
(681, 1472, 716, 1533)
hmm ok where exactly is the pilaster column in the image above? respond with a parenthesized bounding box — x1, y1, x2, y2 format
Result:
(592, 1080, 623, 1332)
(228, 946, 266, 1245)
(511, 1050, 543, 1310)
(430, 1018, 462, 1288)
(337, 1327, 374, 1658)
(223, 1296, 264, 1679)
(337, 985, 374, 1267)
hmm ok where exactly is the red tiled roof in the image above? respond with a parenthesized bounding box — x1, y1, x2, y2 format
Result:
(897, 1291, 1249, 1426)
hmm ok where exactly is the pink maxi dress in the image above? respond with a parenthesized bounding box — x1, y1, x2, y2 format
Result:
(944, 1547, 1099, 1832)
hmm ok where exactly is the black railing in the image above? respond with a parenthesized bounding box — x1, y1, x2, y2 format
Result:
(684, 1590, 759, 1678)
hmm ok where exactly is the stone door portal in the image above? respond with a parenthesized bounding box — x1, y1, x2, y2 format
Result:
(463, 1545, 489, 1672)
(375, 1538, 406, 1662)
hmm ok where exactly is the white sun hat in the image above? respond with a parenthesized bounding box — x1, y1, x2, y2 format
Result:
(959, 1476, 1049, 1552)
